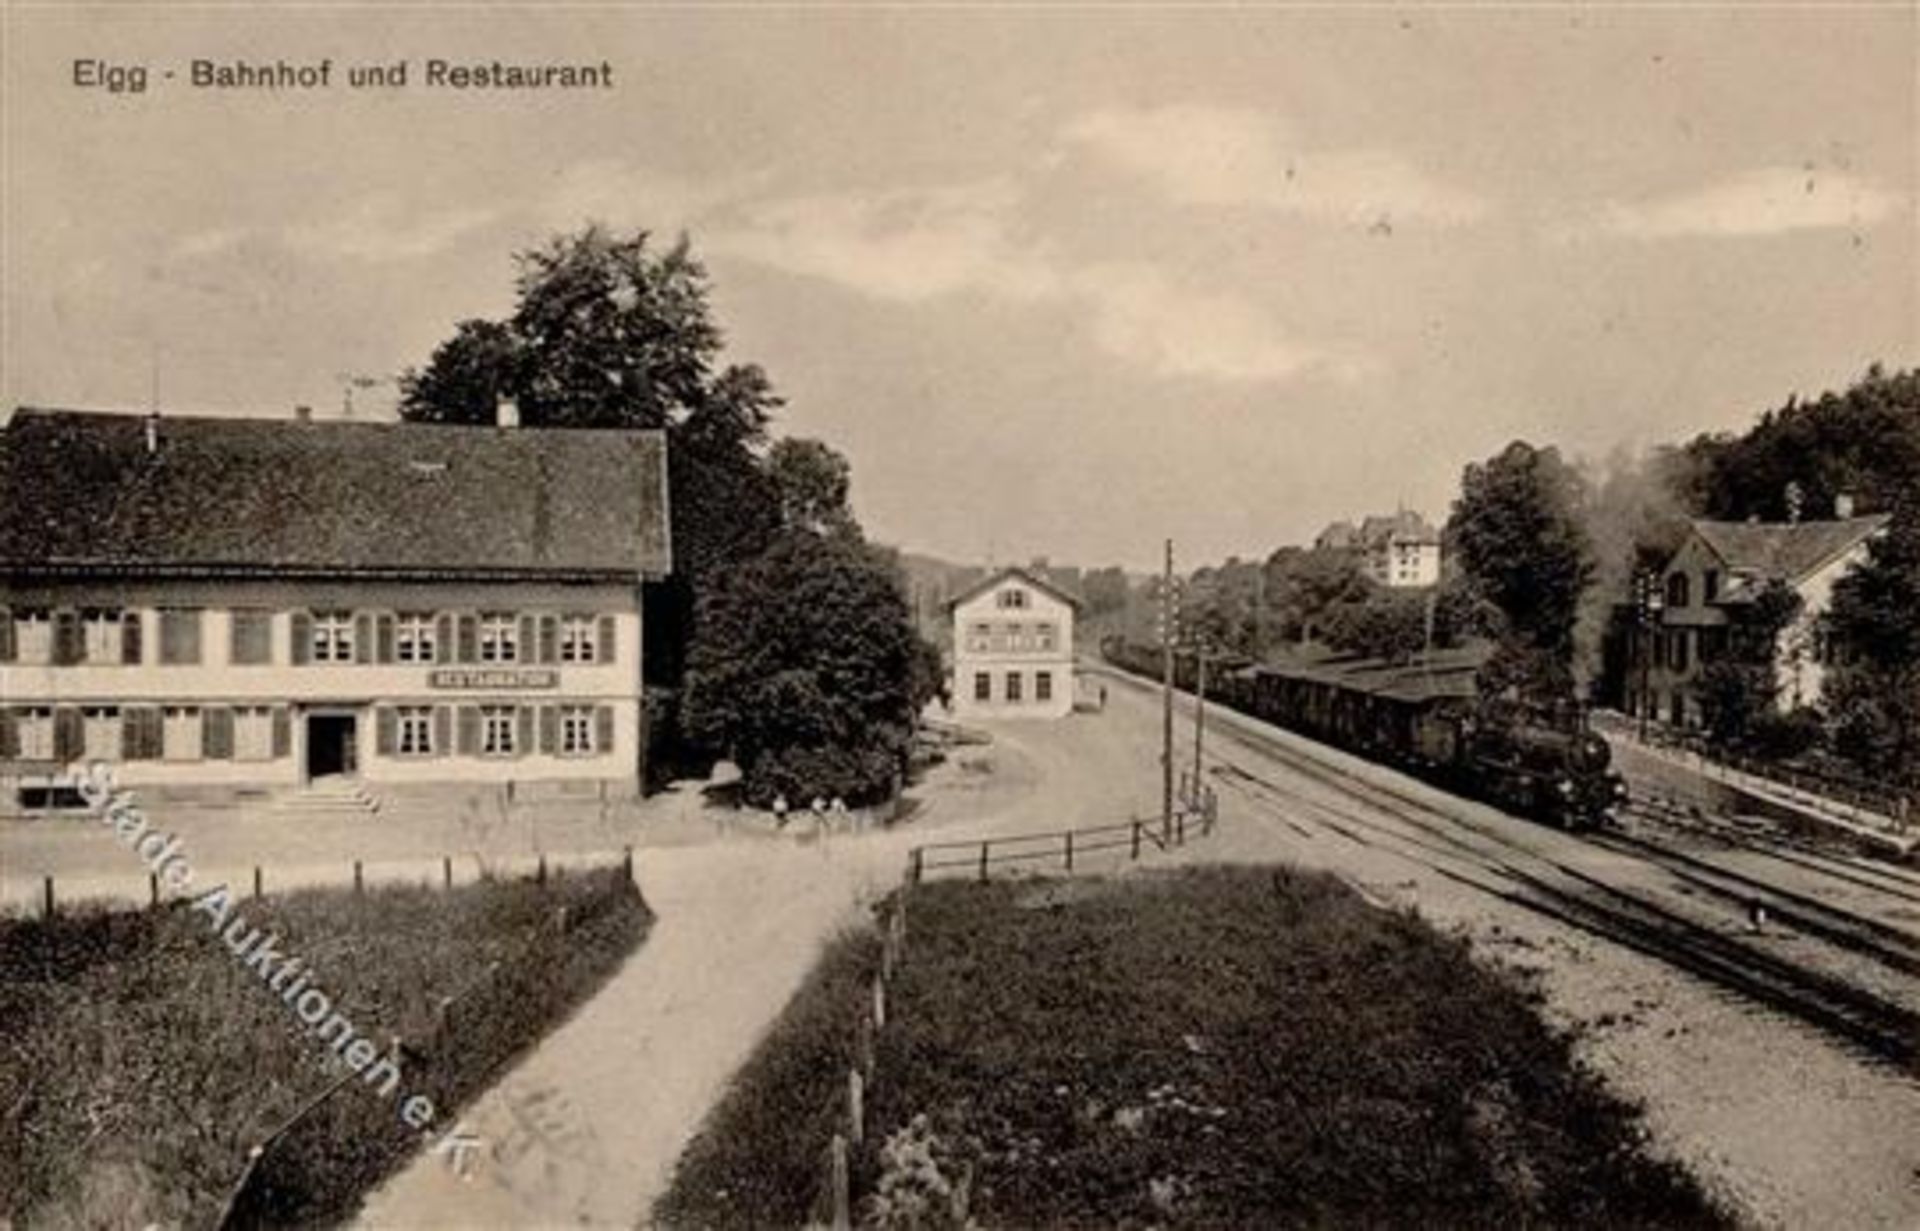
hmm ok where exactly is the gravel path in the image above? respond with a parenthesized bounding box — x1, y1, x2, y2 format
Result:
(356, 704, 1160, 1227)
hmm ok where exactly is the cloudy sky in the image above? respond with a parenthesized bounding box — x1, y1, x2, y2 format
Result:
(4, 5, 1914, 570)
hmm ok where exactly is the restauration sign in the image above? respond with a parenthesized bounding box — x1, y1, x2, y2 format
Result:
(428, 668, 559, 690)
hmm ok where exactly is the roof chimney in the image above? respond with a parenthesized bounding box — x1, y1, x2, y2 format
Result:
(496, 396, 520, 429)
(144, 410, 159, 456)
(1835, 492, 1856, 519)
(294, 405, 312, 423)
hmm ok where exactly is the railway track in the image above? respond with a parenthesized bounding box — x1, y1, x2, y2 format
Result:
(1212, 752, 1920, 1070)
(1096, 665, 1920, 1069)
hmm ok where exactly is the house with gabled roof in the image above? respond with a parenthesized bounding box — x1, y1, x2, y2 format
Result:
(948, 566, 1079, 720)
(0, 405, 670, 808)
(1629, 504, 1889, 728)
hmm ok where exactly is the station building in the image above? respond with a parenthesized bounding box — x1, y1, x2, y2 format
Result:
(949, 567, 1078, 720)
(0, 406, 670, 807)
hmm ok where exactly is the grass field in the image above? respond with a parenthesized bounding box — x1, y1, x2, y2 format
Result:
(659, 864, 1730, 1229)
(1, 863, 650, 1228)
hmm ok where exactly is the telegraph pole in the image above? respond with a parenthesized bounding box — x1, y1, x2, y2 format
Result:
(1161, 538, 1175, 845)
(1192, 640, 1207, 809)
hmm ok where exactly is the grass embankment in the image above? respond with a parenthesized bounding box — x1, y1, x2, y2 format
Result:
(1, 864, 650, 1228)
(659, 865, 1731, 1229)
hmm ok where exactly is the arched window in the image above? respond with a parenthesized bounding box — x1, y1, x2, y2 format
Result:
(1665, 572, 1690, 609)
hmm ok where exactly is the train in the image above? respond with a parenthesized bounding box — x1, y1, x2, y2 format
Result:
(1100, 636, 1623, 830)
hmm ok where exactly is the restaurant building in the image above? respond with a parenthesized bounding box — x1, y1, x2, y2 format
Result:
(0, 406, 670, 806)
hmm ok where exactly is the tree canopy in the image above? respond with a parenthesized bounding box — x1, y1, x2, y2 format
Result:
(1824, 506, 1920, 788)
(682, 528, 923, 806)
(1448, 441, 1594, 700)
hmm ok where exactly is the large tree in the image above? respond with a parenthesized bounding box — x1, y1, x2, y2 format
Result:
(398, 226, 782, 682)
(682, 528, 923, 806)
(1449, 441, 1594, 701)
(1824, 505, 1920, 791)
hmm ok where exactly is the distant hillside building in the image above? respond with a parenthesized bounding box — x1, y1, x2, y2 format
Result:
(0, 406, 670, 806)
(949, 567, 1078, 720)
(1628, 510, 1888, 728)
(1315, 510, 1442, 588)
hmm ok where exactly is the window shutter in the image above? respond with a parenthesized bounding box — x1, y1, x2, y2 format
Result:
(376, 614, 395, 664)
(272, 707, 292, 759)
(598, 615, 617, 665)
(539, 615, 558, 664)
(457, 706, 480, 755)
(290, 613, 312, 665)
(354, 614, 373, 664)
(435, 615, 453, 664)
(433, 706, 451, 758)
(376, 706, 397, 756)
(457, 615, 478, 664)
(0, 610, 16, 662)
(595, 705, 614, 756)
(0, 709, 16, 758)
(118, 610, 142, 664)
(53, 707, 83, 761)
(205, 708, 234, 760)
(539, 705, 558, 754)
(516, 706, 534, 758)
(519, 615, 537, 663)
(53, 610, 82, 665)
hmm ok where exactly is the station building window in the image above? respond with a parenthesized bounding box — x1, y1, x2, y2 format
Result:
(559, 615, 597, 663)
(974, 672, 991, 702)
(396, 613, 437, 663)
(311, 611, 354, 663)
(1005, 671, 1023, 703)
(479, 613, 518, 663)
(480, 705, 516, 756)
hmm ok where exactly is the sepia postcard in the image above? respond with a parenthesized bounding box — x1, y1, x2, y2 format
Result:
(3, 4, 1917, 1229)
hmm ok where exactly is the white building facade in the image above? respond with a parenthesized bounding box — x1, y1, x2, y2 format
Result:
(949, 568, 1078, 721)
(0, 408, 671, 806)
(1627, 512, 1887, 728)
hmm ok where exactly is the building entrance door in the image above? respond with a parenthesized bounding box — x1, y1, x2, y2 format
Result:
(306, 713, 359, 780)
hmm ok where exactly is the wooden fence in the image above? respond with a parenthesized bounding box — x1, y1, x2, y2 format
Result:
(17, 847, 636, 921)
(819, 788, 1221, 1224)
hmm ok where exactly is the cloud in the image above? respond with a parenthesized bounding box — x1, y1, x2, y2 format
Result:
(539, 159, 762, 233)
(1588, 167, 1904, 239)
(1061, 103, 1489, 227)
(168, 227, 246, 261)
(706, 177, 1345, 384)
(1073, 262, 1325, 383)
(710, 179, 1061, 304)
(283, 196, 500, 261)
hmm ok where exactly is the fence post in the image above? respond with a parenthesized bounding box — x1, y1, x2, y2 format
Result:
(978, 841, 989, 882)
(253, 865, 263, 900)
(42, 875, 54, 919)
(1131, 819, 1141, 860)
(910, 847, 924, 886)
(623, 844, 634, 881)
(830, 1134, 851, 1231)
(443, 855, 453, 889)
(872, 976, 886, 1031)
(1064, 830, 1074, 873)
(848, 1068, 866, 1146)
(353, 860, 364, 894)
(149, 871, 160, 908)
(537, 854, 548, 886)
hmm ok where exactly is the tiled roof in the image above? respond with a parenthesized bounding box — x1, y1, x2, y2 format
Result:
(945, 566, 1082, 612)
(1691, 515, 1888, 586)
(0, 408, 670, 580)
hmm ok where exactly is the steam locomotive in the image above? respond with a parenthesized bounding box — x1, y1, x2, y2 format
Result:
(1100, 636, 1622, 830)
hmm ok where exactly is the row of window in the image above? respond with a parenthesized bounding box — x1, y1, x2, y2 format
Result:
(0, 607, 616, 668)
(0, 703, 614, 763)
(970, 670, 1056, 704)
(962, 621, 1062, 655)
